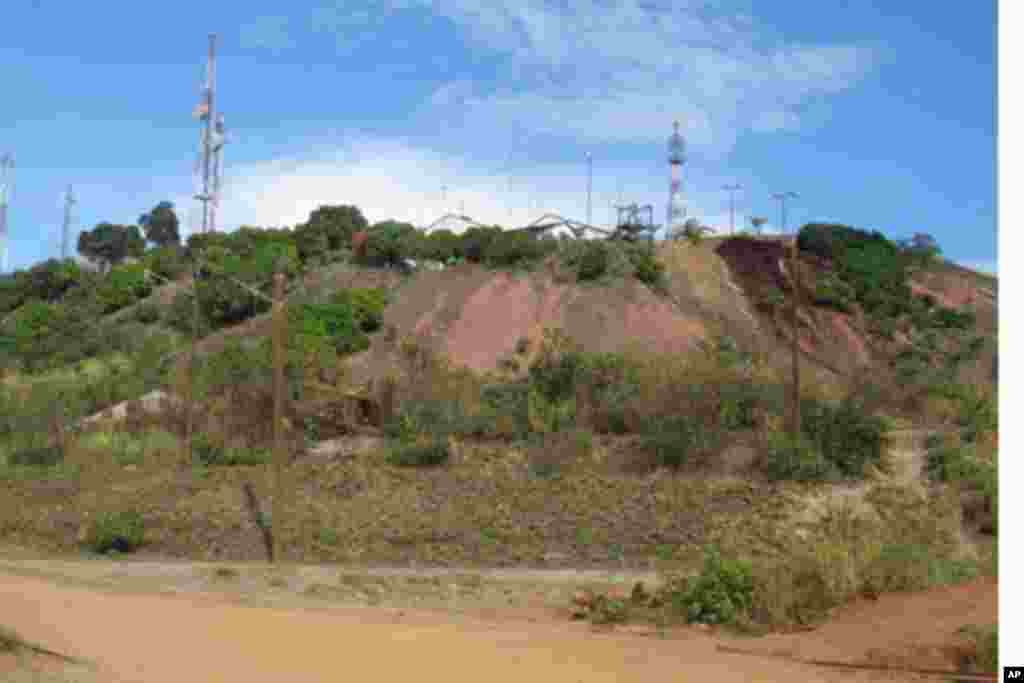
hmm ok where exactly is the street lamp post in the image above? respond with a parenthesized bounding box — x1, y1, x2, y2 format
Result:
(586, 153, 593, 226)
(723, 183, 742, 234)
(771, 191, 801, 441)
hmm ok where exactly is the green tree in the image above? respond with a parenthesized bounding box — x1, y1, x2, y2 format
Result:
(302, 205, 369, 251)
(77, 223, 145, 272)
(138, 201, 181, 247)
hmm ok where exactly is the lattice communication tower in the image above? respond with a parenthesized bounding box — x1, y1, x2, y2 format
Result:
(667, 121, 687, 232)
(193, 33, 227, 234)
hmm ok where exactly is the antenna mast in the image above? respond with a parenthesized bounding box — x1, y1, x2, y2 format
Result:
(667, 120, 687, 233)
(61, 185, 76, 260)
(0, 154, 13, 274)
(193, 33, 226, 234)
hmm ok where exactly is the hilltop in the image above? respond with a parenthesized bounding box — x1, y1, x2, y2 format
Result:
(0, 207, 998, 640)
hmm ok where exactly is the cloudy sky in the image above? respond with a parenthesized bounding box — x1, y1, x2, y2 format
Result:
(2, 0, 996, 274)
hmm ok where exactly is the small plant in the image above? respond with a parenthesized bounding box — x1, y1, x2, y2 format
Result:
(386, 439, 450, 467)
(589, 594, 631, 624)
(85, 509, 145, 554)
(575, 527, 595, 547)
(655, 544, 677, 562)
(957, 624, 998, 673)
(317, 527, 340, 547)
(665, 547, 755, 626)
(213, 566, 240, 580)
(528, 460, 561, 480)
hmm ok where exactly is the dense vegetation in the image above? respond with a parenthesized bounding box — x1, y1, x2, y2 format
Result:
(0, 201, 670, 377)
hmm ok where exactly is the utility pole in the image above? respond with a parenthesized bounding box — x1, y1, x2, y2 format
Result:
(723, 183, 742, 235)
(61, 185, 76, 260)
(771, 191, 801, 441)
(271, 266, 286, 565)
(586, 153, 593, 226)
(0, 154, 13, 274)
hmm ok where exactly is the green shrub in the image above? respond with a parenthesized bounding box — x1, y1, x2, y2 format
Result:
(642, 414, 722, 469)
(141, 245, 188, 281)
(330, 287, 388, 334)
(801, 398, 887, 478)
(757, 287, 786, 311)
(459, 226, 503, 263)
(8, 445, 64, 467)
(85, 510, 145, 554)
(164, 290, 209, 336)
(763, 432, 836, 481)
(135, 302, 161, 324)
(932, 307, 976, 331)
(386, 439, 450, 467)
(864, 542, 979, 593)
(191, 433, 271, 466)
(95, 263, 153, 314)
(813, 275, 855, 313)
(665, 548, 755, 625)
(623, 243, 667, 291)
(574, 241, 610, 281)
(483, 230, 555, 269)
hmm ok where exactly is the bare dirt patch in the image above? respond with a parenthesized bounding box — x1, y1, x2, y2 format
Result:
(0, 559, 996, 683)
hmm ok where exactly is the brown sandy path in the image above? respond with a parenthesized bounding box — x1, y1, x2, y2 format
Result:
(2, 570, 876, 683)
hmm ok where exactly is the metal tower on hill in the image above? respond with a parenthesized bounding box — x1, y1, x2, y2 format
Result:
(0, 154, 13, 274)
(193, 33, 227, 234)
(667, 121, 687, 233)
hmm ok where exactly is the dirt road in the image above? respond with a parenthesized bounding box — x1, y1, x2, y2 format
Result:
(0, 557, 996, 683)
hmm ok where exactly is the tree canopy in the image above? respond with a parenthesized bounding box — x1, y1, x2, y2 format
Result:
(77, 223, 146, 271)
(138, 201, 181, 247)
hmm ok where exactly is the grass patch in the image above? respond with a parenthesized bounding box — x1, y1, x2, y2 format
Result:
(957, 624, 998, 673)
(386, 440, 451, 467)
(0, 625, 26, 653)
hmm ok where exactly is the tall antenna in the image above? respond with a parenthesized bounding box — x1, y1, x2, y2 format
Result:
(193, 33, 226, 234)
(0, 154, 13, 274)
(61, 184, 77, 260)
(667, 120, 687, 231)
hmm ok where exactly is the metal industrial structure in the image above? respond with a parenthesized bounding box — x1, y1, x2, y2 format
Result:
(613, 203, 656, 241)
(193, 33, 227, 234)
(666, 120, 687, 233)
(61, 185, 76, 260)
(0, 154, 13, 274)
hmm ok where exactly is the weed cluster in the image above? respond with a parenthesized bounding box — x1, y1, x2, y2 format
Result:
(84, 509, 145, 554)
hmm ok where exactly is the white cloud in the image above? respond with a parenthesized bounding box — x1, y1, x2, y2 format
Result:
(408, 1, 876, 154)
(238, 3, 876, 157)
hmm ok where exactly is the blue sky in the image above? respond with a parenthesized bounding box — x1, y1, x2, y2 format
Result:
(1, 0, 996, 274)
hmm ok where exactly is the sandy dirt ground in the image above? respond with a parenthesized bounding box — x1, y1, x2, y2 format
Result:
(0, 554, 997, 683)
